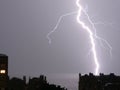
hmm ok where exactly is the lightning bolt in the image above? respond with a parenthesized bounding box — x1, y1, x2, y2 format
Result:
(47, 11, 77, 44)
(47, 0, 112, 75)
(76, 0, 100, 75)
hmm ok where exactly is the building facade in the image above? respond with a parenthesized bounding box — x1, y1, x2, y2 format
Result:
(79, 73, 120, 90)
(0, 54, 8, 90)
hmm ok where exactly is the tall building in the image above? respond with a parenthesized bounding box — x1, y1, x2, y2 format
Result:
(0, 54, 8, 90)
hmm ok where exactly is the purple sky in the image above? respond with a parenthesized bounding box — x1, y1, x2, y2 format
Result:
(0, 0, 120, 89)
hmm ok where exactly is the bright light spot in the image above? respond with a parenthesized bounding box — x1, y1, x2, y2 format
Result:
(0, 70, 6, 74)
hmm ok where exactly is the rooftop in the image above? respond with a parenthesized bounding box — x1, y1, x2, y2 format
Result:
(0, 54, 7, 57)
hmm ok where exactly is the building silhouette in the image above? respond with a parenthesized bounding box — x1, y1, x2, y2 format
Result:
(4, 53, 120, 90)
(27, 75, 67, 90)
(0, 54, 67, 90)
(79, 73, 120, 90)
(8, 75, 67, 90)
(0, 54, 8, 90)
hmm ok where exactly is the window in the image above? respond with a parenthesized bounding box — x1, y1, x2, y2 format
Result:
(0, 70, 6, 74)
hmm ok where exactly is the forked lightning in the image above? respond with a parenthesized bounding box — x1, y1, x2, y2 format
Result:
(47, 0, 112, 75)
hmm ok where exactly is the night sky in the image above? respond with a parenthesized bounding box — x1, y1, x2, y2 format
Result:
(0, 0, 120, 89)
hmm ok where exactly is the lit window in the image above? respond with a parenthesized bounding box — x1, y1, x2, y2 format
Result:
(0, 70, 6, 74)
